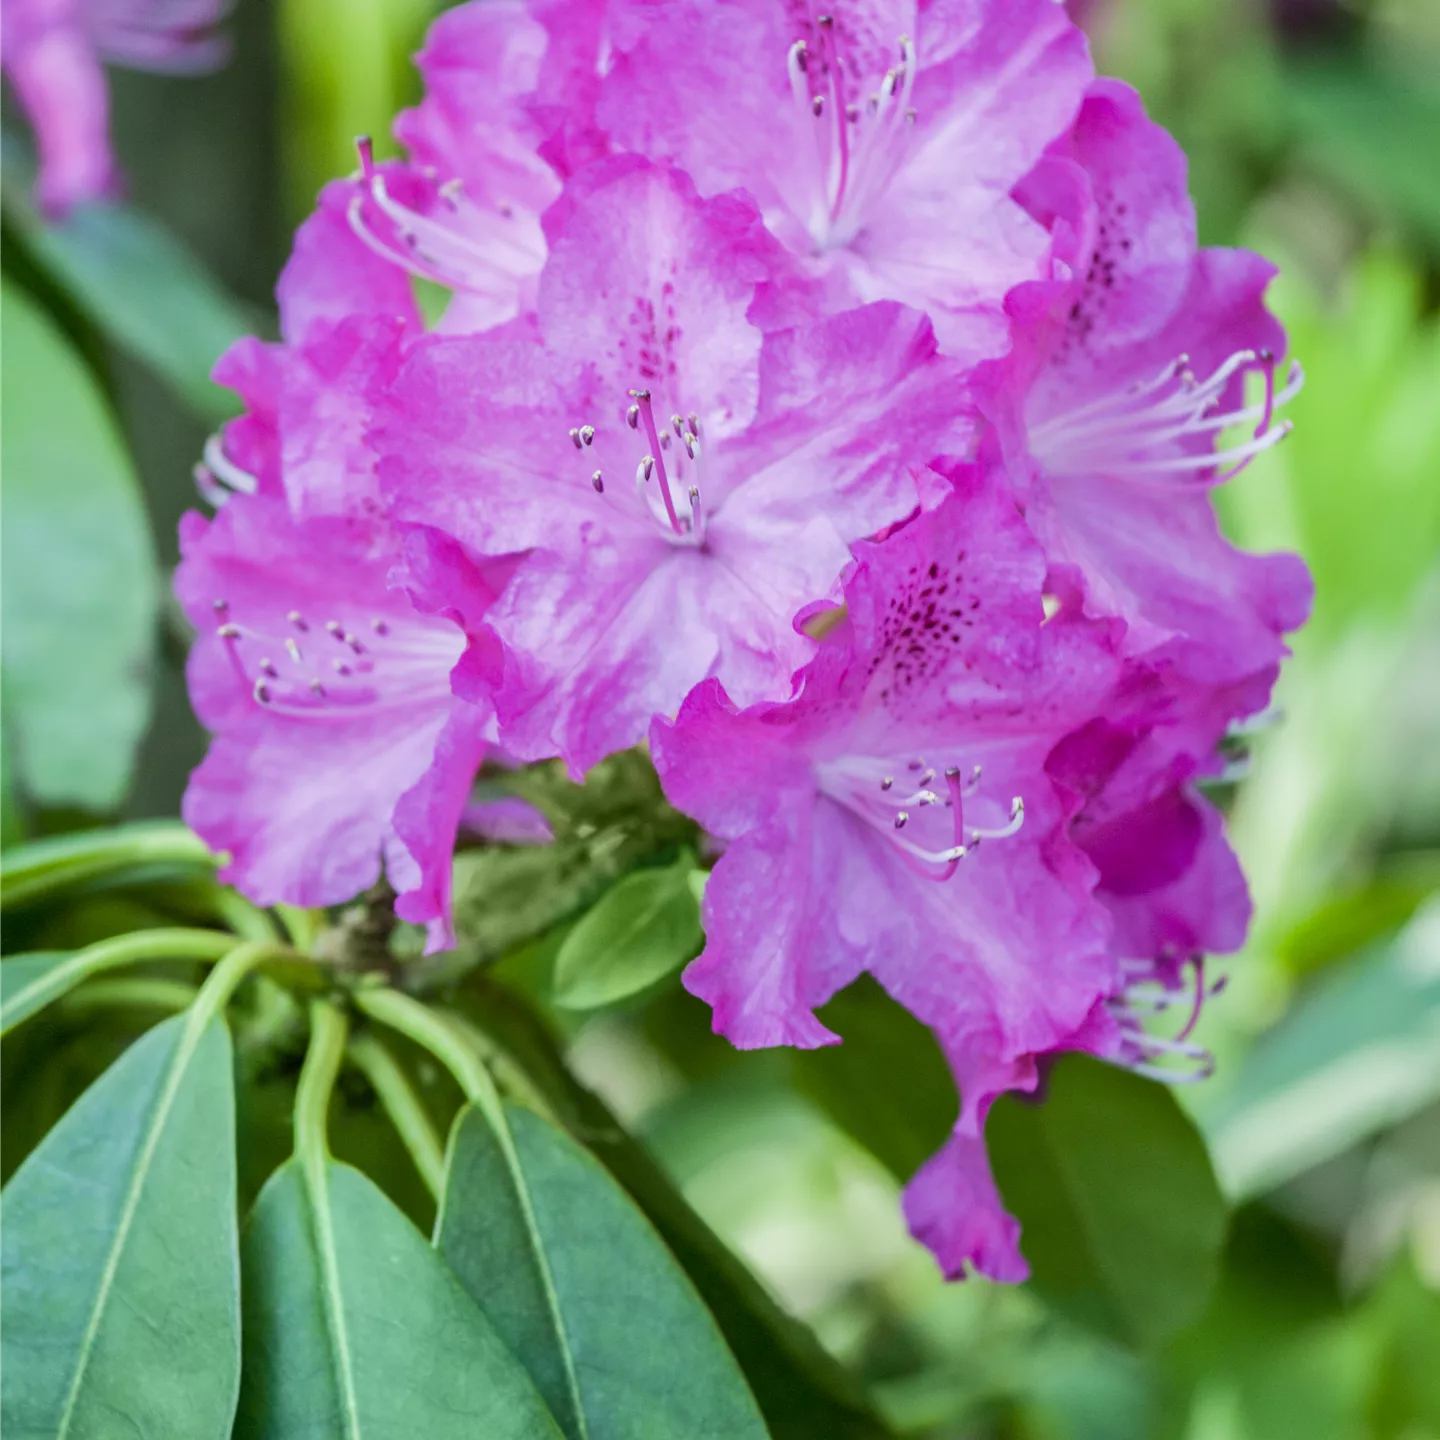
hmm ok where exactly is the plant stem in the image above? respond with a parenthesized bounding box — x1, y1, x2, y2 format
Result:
(1, 927, 238, 1036)
(353, 986, 504, 1130)
(188, 940, 298, 1032)
(60, 977, 200, 1016)
(347, 1032, 446, 1199)
(0, 822, 216, 910)
(295, 998, 349, 1175)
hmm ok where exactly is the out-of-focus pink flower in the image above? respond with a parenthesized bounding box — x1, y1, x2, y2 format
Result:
(2, 0, 231, 216)
(652, 468, 1126, 1280)
(175, 495, 500, 949)
(980, 79, 1312, 691)
(376, 157, 966, 775)
(587, 0, 1093, 355)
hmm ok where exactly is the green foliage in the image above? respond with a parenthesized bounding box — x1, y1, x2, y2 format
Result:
(7, 0, 1440, 1429)
(988, 1055, 1228, 1348)
(438, 1102, 767, 1439)
(239, 1161, 562, 1438)
(0, 284, 159, 813)
(551, 850, 704, 1011)
(791, 975, 956, 1181)
(1, 1013, 240, 1438)
(2, 140, 258, 421)
(1, 930, 235, 1035)
(0, 821, 218, 911)
(1205, 908, 1440, 1200)
(1284, 54, 1440, 255)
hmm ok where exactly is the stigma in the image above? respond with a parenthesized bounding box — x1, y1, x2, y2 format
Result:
(566, 388, 710, 547)
(817, 754, 1024, 880)
(1029, 348, 1304, 485)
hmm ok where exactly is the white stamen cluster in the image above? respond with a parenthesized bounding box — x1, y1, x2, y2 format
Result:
(1030, 348, 1305, 485)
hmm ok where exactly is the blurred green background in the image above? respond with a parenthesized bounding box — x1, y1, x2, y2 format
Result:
(3, 0, 1440, 1436)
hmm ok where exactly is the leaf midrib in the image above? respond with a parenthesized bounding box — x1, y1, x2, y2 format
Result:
(53, 1013, 215, 1437)
(303, 1159, 363, 1439)
(495, 1112, 590, 1440)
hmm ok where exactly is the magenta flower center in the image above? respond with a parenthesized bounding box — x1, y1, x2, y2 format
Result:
(786, 20, 917, 250)
(1029, 347, 1304, 485)
(816, 754, 1024, 880)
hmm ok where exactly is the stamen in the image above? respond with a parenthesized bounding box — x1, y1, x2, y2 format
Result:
(817, 755, 1021, 881)
(1031, 350, 1304, 486)
(1109, 953, 1224, 1084)
(201, 434, 258, 497)
(343, 136, 543, 301)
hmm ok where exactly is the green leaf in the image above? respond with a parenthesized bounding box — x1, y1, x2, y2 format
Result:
(1204, 906, 1440, 1199)
(0, 820, 215, 912)
(988, 1054, 1228, 1348)
(790, 975, 956, 1182)
(236, 1157, 563, 1439)
(0, 284, 159, 812)
(551, 853, 703, 1011)
(437, 1102, 768, 1440)
(1283, 55, 1440, 252)
(2, 138, 258, 422)
(447, 980, 890, 1439)
(1, 1011, 241, 1436)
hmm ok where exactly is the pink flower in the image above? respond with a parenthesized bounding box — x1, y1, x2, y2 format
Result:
(980, 79, 1312, 689)
(175, 494, 500, 947)
(2, 0, 230, 216)
(198, 315, 410, 522)
(376, 156, 967, 775)
(304, 0, 609, 339)
(589, 0, 1093, 355)
(1047, 710, 1252, 1084)
(651, 467, 1125, 1280)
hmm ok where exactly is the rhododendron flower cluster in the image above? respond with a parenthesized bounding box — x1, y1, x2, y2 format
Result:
(178, 0, 1310, 1282)
(3, 0, 232, 215)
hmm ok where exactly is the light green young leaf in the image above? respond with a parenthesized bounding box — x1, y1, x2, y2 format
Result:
(436, 1102, 769, 1440)
(237, 1157, 563, 1439)
(1, 284, 159, 811)
(1, 1012, 241, 1437)
(2, 139, 258, 422)
(551, 853, 703, 1011)
(988, 1054, 1228, 1348)
(1205, 903, 1440, 1200)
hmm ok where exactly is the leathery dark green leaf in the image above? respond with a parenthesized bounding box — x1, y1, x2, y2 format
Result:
(436, 1101, 769, 1440)
(446, 979, 889, 1439)
(989, 1054, 1228, 1348)
(236, 1157, 563, 1439)
(1, 1013, 241, 1437)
